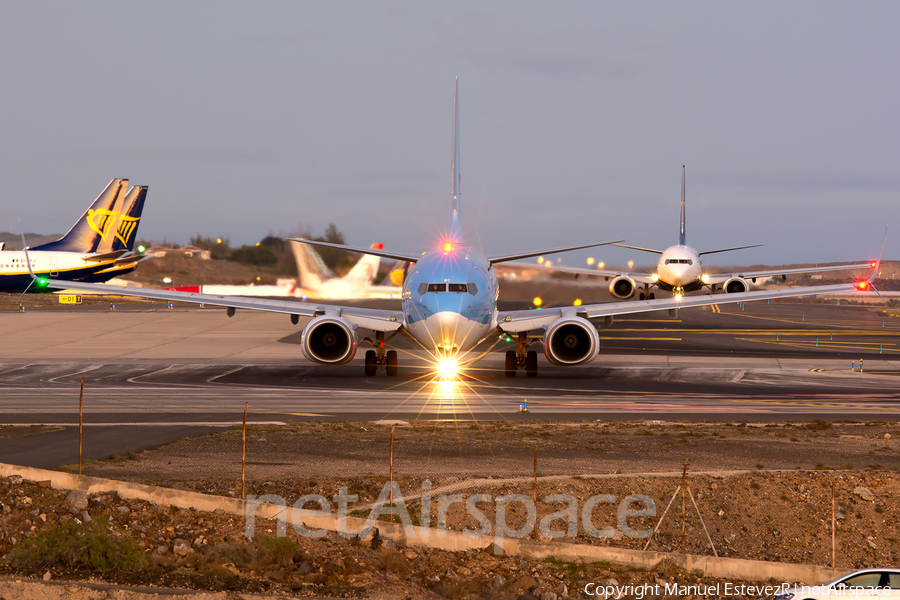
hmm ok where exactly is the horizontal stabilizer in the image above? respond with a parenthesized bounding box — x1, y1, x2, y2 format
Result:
(82, 250, 128, 262)
(287, 238, 420, 263)
(488, 240, 624, 264)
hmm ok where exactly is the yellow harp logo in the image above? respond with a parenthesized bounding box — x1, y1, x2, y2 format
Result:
(86, 209, 141, 245)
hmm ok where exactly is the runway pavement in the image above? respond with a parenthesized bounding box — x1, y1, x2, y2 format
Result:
(1, 299, 898, 466)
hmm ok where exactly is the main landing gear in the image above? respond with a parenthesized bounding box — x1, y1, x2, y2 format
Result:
(364, 332, 398, 377)
(639, 285, 655, 301)
(505, 332, 538, 378)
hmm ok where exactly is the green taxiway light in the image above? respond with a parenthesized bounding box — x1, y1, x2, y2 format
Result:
(137, 245, 146, 253)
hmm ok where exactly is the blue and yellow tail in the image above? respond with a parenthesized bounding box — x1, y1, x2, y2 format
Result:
(32, 179, 129, 253)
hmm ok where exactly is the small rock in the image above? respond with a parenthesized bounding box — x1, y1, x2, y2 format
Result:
(42, 571, 51, 581)
(885, 433, 892, 440)
(22, 496, 32, 506)
(486, 542, 505, 556)
(867, 539, 878, 549)
(836, 512, 846, 520)
(600, 578, 619, 587)
(382, 538, 398, 550)
(116, 506, 131, 514)
(514, 575, 539, 591)
(8, 475, 23, 485)
(718, 510, 725, 517)
(81, 511, 91, 523)
(404, 550, 418, 560)
(296, 561, 314, 576)
(853, 486, 875, 502)
(36, 480, 52, 488)
(156, 545, 168, 555)
(226, 490, 236, 498)
(710, 483, 718, 490)
(66, 490, 89, 511)
(557, 582, 569, 596)
(39, 514, 47, 522)
(493, 574, 506, 588)
(213, 508, 225, 515)
(1, 504, 9, 513)
(540, 592, 558, 600)
(173, 539, 191, 556)
(428, 575, 441, 584)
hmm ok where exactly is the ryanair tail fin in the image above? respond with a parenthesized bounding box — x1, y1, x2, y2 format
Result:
(679, 166, 686, 246)
(111, 186, 147, 252)
(32, 179, 129, 253)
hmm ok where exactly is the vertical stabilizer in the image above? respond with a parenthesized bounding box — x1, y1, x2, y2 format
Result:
(679, 166, 686, 246)
(111, 186, 147, 252)
(32, 179, 128, 253)
(449, 76, 462, 240)
(291, 239, 334, 291)
(342, 243, 383, 286)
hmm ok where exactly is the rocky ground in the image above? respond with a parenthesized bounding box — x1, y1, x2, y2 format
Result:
(0, 475, 798, 600)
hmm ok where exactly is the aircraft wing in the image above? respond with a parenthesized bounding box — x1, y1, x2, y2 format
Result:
(40, 279, 404, 332)
(706, 262, 873, 285)
(497, 281, 869, 333)
(504, 262, 658, 284)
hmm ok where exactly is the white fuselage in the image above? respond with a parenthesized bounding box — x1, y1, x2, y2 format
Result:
(654, 245, 702, 292)
(401, 245, 499, 357)
(0, 250, 116, 291)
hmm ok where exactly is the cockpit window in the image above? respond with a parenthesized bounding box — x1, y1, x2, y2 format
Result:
(421, 283, 471, 293)
(427, 283, 447, 293)
(448, 283, 468, 293)
(467, 282, 478, 296)
(665, 258, 693, 265)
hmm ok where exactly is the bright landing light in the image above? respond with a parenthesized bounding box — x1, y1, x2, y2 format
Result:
(437, 358, 459, 379)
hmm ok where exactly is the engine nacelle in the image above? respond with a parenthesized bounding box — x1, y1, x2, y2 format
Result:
(300, 315, 358, 365)
(723, 277, 749, 294)
(543, 317, 600, 366)
(609, 275, 636, 299)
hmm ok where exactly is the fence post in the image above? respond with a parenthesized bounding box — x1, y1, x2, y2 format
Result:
(832, 478, 836, 569)
(78, 377, 84, 476)
(241, 402, 248, 500)
(681, 458, 689, 554)
(533, 443, 539, 540)
(390, 426, 395, 524)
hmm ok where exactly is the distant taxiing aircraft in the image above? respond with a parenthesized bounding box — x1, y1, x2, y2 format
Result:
(35, 79, 881, 378)
(534, 167, 871, 300)
(1, 179, 147, 292)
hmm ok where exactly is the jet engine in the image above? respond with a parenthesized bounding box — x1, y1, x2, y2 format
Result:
(543, 317, 600, 366)
(300, 315, 358, 365)
(608, 275, 636, 299)
(723, 277, 749, 294)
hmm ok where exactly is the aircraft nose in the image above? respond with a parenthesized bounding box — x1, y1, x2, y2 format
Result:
(438, 312, 459, 348)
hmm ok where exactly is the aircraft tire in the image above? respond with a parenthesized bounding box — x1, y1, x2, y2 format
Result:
(525, 351, 538, 377)
(386, 350, 398, 377)
(639, 293, 645, 300)
(649, 293, 655, 299)
(505, 351, 517, 377)
(364, 350, 377, 377)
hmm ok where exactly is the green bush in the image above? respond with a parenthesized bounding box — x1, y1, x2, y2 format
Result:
(8, 517, 146, 572)
(256, 536, 299, 567)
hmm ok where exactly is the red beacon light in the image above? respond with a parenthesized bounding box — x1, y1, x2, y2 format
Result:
(857, 281, 868, 290)
(871, 262, 877, 268)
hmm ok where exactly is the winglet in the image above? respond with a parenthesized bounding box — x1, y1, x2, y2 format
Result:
(869, 223, 888, 282)
(16, 231, 41, 300)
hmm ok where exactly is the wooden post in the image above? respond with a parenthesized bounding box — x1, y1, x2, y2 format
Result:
(78, 377, 84, 476)
(832, 479, 836, 569)
(241, 402, 248, 500)
(533, 444, 539, 540)
(681, 458, 689, 554)
(390, 426, 395, 524)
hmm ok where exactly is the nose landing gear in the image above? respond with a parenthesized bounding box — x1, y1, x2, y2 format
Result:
(505, 332, 538, 378)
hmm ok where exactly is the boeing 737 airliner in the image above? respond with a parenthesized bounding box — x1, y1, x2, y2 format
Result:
(1, 179, 148, 292)
(597, 168, 870, 300)
(36, 79, 881, 378)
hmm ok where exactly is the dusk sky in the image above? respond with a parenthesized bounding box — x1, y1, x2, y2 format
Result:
(1, 2, 897, 267)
